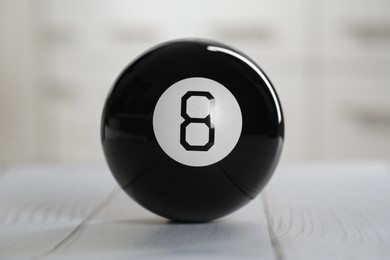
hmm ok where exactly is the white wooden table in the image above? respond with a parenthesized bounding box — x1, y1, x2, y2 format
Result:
(1, 162, 389, 259)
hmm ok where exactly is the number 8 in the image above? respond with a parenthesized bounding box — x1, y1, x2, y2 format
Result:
(180, 91, 215, 151)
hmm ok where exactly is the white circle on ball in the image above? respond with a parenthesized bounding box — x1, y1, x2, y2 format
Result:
(153, 77, 242, 167)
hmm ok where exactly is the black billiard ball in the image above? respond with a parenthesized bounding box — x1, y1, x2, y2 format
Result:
(101, 39, 284, 222)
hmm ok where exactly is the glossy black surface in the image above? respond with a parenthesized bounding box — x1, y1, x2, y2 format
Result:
(101, 39, 284, 222)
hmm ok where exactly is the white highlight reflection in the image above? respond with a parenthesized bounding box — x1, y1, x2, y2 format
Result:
(207, 46, 282, 124)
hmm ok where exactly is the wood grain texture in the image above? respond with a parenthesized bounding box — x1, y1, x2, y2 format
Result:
(1, 162, 390, 259)
(0, 164, 276, 260)
(263, 161, 390, 260)
(0, 164, 117, 259)
(40, 189, 275, 259)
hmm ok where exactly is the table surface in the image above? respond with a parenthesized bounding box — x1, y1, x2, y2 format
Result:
(1, 161, 389, 260)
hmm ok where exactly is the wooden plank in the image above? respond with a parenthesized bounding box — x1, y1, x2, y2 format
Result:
(263, 161, 390, 260)
(0, 164, 276, 259)
(0, 164, 117, 259)
(42, 188, 276, 259)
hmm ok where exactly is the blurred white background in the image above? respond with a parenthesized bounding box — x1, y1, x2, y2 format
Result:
(0, 0, 389, 164)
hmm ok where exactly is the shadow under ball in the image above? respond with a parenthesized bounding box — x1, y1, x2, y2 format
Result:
(101, 39, 284, 222)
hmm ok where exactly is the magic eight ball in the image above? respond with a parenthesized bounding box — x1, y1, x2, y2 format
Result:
(101, 39, 284, 222)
